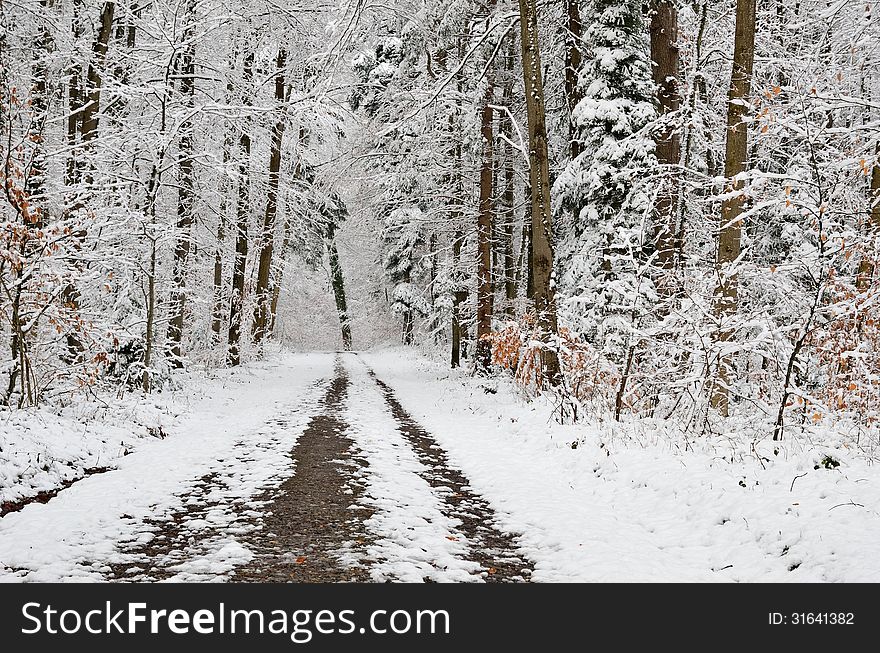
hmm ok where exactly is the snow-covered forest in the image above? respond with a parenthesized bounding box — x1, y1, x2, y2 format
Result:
(1, 0, 880, 582)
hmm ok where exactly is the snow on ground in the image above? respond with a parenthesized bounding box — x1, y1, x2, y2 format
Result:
(343, 360, 479, 582)
(3, 345, 878, 583)
(163, 538, 256, 583)
(1, 390, 176, 507)
(0, 351, 333, 582)
(360, 347, 880, 582)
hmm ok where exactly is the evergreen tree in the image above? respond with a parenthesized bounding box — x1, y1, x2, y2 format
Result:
(554, 0, 658, 361)
(381, 207, 430, 344)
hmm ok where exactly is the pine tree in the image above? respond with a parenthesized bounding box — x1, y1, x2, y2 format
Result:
(554, 0, 657, 361)
(381, 207, 429, 345)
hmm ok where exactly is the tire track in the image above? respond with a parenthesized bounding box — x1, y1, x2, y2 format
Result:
(357, 357, 533, 583)
(108, 354, 530, 583)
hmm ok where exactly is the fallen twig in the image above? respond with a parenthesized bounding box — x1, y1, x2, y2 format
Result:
(790, 472, 808, 492)
(829, 501, 864, 511)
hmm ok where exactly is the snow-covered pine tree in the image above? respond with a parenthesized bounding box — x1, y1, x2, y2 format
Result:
(381, 207, 430, 345)
(554, 0, 658, 363)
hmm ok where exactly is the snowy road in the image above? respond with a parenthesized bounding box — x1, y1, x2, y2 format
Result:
(2, 350, 880, 582)
(0, 352, 531, 582)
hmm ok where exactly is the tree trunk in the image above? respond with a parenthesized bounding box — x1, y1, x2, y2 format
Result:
(500, 43, 517, 317)
(503, 202, 517, 317)
(268, 137, 307, 336)
(61, 0, 113, 358)
(139, 45, 175, 393)
(475, 74, 496, 374)
(268, 215, 291, 337)
(712, 0, 756, 415)
(227, 46, 254, 367)
(452, 290, 468, 368)
(428, 232, 443, 341)
(679, 0, 709, 264)
(211, 214, 226, 340)
(106, 0, 139, 118)
(402, 312, 414, 345)
(402, 266, 415, 346)
(4, 289, 22, 406)
(650, 0, 681, 283)
(252, 48, 287, 345)
(143, 229, 157, 393)
(142, 157, 164, 393)
(521, 183, 535, 300)
(518, 0, 561, 386)
(502, 143, 517, 317)
(166, 9, 197, 368)
(327, 225, 353, 350)
(451, 232, 465, 367)
(79, 2, 115, 149)
(564, 0, 583, 161)
(447, 35, 468, 368)
(25, 0, 53, 227)
(857, 145, 880, 290)
(211, 59, 236, 343)
(65, 0, 83, 192)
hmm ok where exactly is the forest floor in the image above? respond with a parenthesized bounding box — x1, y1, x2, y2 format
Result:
(2, 349, 880, 582)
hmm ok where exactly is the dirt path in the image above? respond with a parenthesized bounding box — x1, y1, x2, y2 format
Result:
(106, 355, 531, 583)
(232, 363, 373, 582)
(107, 363, 373, 582)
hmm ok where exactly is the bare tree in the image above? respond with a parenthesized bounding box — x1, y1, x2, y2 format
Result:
(650, 0, 681, 284)
(79, 2, 115, 162)
(166, 0, 198, 367)
(564, 0, 583, 161)
(712, 0, 757, 415)
(327, 222, 353, 350)
(211, 53, 237, 343)
(227, 44, 254, 367)
(252, 48, 288, 345)
(517, 0, 561, 385)
(475, 72, 496, 374)
(857, 145, 880, 290)
(500, 40, 517, 317)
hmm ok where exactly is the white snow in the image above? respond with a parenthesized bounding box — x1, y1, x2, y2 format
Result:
(343, 359, 480, 582)
(1, 394, 171, 506)
(3, 347, 879, 583)
(359, 347, 880, 582)
(0, 351, 332, 582)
